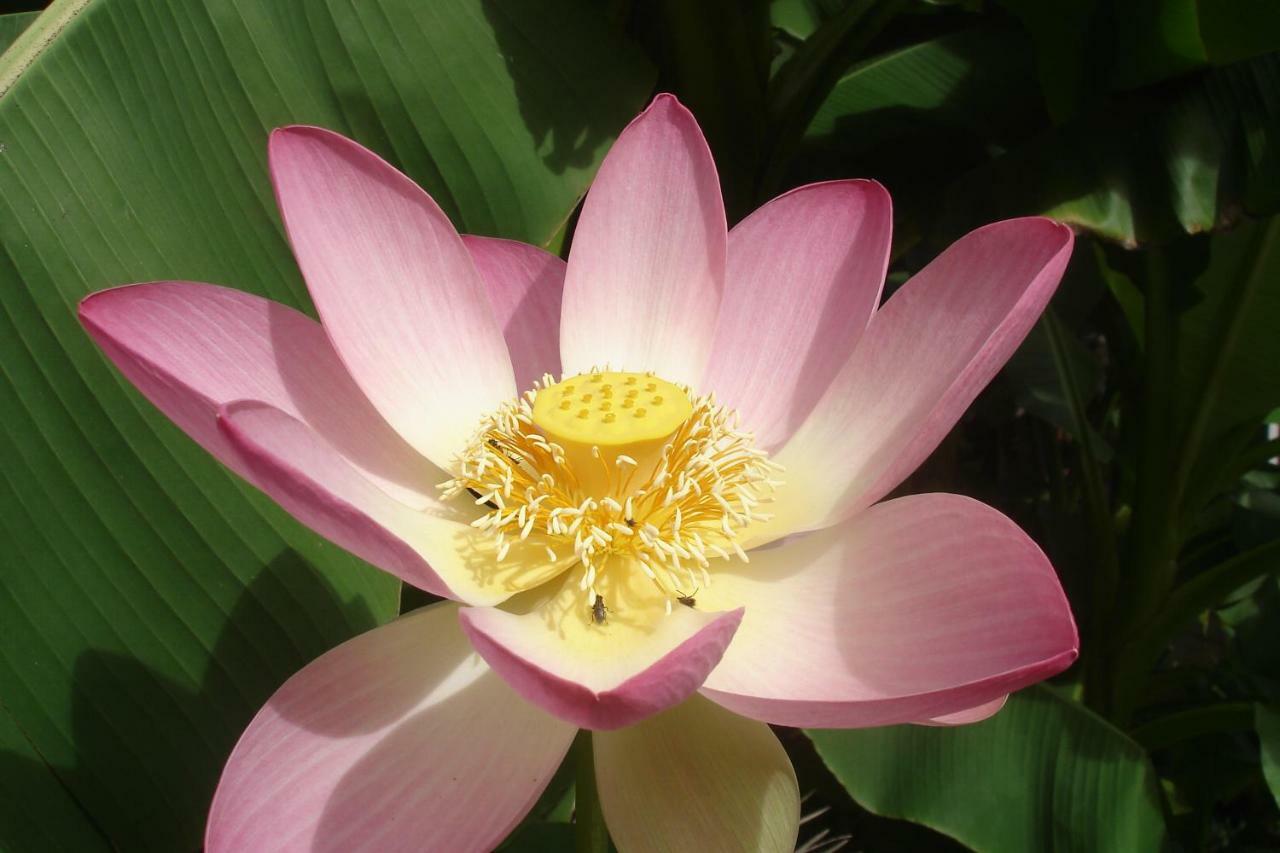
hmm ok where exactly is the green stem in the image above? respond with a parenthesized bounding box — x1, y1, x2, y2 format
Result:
(1115, 248, 1178, 723)
(1125, 249, 1179, 627)
(1043, 310, 1118, 711)
(572, 730, 608, 853)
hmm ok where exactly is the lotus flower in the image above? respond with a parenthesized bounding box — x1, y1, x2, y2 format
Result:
(79, 94, 1078, 851)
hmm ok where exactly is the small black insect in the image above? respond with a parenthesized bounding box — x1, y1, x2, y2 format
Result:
(675, 587, 699, 609)
(591, 595, 609, 625)
(625, 517, 637, 528)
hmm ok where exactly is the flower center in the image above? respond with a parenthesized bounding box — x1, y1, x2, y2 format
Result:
(440, 370, 782, 618)
(530, 371, 691, 496)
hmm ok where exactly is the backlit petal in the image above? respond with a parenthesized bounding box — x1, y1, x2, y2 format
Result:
(700, 493, 1078, 728)
(703, 180, 891, 450)
(463, 235, 565, 391)
(219, 401, 572, 604)
(206, 602, 576, 853)
(594, 695, 799, 853)
(269, 125, 515, 470)
(78, 281, 437, 508)
(459, 562, 743, 730)
(771, 218, 1073, 535)
(559, 94, 726, 386)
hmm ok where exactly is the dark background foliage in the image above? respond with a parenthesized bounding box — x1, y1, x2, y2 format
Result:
(1, 1, 1278, 851)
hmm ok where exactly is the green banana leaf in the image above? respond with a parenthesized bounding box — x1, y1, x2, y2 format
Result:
(808, 686, 1170, 852)
(0, 0, 651, 849)
(0, 11, 36, 52)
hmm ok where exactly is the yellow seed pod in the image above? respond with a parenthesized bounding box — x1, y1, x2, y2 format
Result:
(531, 371, 694, 496)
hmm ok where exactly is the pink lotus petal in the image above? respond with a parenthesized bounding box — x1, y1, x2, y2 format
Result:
(594, 695, 799, 852)
(771, 218, 1073, 535)
(78, 282, 438, 508)
(922, 695, 1009, 727)
(703, 180, 892, 451)
(699, 493, 1078, 728)
(206, 602, 575, 853)
(559, 94, 726, 386)
(463, 235, 564, 391)
(269, 126, 515, 470)
(219, 401, 572, 604)
(459, 565, 743, 730)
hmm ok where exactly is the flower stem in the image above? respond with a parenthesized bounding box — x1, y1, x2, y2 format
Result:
(1043, 310, 1118, 712)
(572, 730, 608, 853)
(1115, 247, 1178, 722)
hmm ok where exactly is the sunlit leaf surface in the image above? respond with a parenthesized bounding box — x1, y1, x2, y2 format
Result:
(0, 1, 651, 849)
(808, 687, 1170, 853)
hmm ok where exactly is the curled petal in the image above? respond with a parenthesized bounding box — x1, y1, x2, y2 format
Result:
(459, 562, 743, 730)
(701, 494, 1078, 728)
(922, 696, 1009, 727)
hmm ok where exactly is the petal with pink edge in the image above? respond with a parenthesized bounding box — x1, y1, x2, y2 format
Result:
(269, 126, 515, 470)
(459, 562, 743, 730)
(206, 602, 576, 853)
(463, 235, 564, 391)
(699, 493, 1078, 728)
(594, 695, 799, 853)
(78, 281, 438, 508)
(219, 401, 573, 604)
(922, 695, 1009, 727)
(559, 94, 726, 386)
(769, 218, 1073, 536)
(703, 180, 891, 451)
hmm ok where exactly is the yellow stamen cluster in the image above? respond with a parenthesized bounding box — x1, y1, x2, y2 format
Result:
(439, 370, 783, 614)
